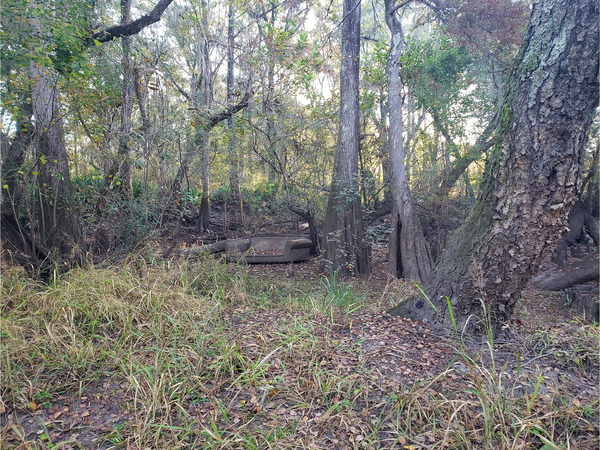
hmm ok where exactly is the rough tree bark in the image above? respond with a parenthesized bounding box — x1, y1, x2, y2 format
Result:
(321, 0, 370, 275)
(385, 0, 433, 282)
(30, 62, 83, 266)
(226, 0, 243, 223)
(390, 0, 599, 334)
(196, 1, 214, 231)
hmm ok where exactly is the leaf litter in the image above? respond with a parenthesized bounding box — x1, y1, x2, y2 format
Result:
(1, 248, 598, 449)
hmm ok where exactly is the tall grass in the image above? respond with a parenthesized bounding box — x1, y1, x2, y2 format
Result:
(1, 259, 598, 449)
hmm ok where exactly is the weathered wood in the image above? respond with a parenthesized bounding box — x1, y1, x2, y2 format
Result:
(534, 254, 599, 291)
(563, 285, 599, 321)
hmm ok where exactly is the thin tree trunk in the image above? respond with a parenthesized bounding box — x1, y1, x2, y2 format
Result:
(434, 109, 498, 196)
(385, 0, 432, 282)
(169, 94, 250, 208)
(226, 0, 242, 223)
(133, 67, 152, 197)
(322, 0, 370, 276)
(100, 0, 134, 222)
(196, 1, 213, 231)
(378, 94, 392, 207)
(116, 0, 134, 197)
(255, 2, 279, 186)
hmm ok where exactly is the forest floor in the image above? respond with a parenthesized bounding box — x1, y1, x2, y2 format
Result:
(1, 228, 599, 449)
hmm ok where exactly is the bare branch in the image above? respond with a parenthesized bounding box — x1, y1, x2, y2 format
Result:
(86, 0, 174, 45)
(202, 92, 252, 131)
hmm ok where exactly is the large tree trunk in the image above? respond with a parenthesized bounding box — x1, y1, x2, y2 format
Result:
(31, 64, 83, 267)
(385, 0, 432, 282)
(1, 101, 38, 269)
(390, 0, 599, 334)
(322, 0, 370, 275)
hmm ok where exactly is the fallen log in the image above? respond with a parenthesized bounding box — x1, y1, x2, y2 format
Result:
(533, 254, 599, 291)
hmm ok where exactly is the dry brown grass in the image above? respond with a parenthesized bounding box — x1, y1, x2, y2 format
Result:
(1, 257, 598, 449)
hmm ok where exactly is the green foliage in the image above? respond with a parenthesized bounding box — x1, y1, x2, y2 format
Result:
(49, 24, 88, 75)
(362, 39, 388, 86)
(1, 0, 92, 74)
(73, 174, 163, 251)
(72, 172, 105, 197)
(242, 181, 278, 207)
(183, 187, 204, 206)
(400, 34, 472, 114)
(209, 185, 229, 203)
(319, 272, 363, 322)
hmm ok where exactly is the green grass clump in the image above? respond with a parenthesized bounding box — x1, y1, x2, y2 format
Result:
(1, 260, 214, 408)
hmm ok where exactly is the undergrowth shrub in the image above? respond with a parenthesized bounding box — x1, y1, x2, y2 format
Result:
(74, 174, 163, 253)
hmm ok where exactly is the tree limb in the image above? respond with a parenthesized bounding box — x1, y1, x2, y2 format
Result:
(435, 109, 499, 195)
(201, 92, 252, 131)
(86, 0, 174, 45)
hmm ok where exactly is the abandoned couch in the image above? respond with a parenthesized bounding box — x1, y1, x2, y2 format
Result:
(177, 236, 313, 264)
